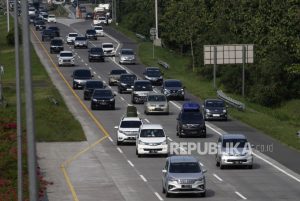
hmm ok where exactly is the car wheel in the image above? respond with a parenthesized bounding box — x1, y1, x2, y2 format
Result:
(108, 81, 112, 86)
(216, 159, 220, 167)
(248, 165, 253, 169)
(166, 191, 171, 198)
(111, 104, 115, 110)
(89, 59, 91, 62)
(181, 96, 185, 101)
(144, 110, 148, 115)
(220, 163, 225, 169)
(162, 185, 166, 194)
(91, 104, 96, 110)
(118, 89, 122, 94)
(136, 149, 141, 157)
(199, 192, 206, 197)
(117, 140, 121, 146)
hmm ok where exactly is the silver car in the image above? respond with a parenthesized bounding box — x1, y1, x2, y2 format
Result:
(216, 134, 253, 169)
(74, 36, 88, 49)
(58, 51, 75, 66)
(162, 156, 207, 197)
(144, 92, 169, 115)
(119, 48, 136, 64)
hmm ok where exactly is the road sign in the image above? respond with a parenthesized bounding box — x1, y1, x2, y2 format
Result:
(150, 28, 156, 36)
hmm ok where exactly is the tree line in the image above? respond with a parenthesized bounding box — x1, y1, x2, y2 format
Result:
(116, 0, 300, 106)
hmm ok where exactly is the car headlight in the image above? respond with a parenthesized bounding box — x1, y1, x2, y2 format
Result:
(168, 176, 178, 182)
(138, 140, 145, 145)
(161, 140, 167, 145)
(164, 89, 170, 94)
(118, 130, 125, 134)
(182, 124, 188, 129)
(92, 98, 97, 102)
(205, 109, 210, 113)
(223, 109, 227, 113)
(196, 177, 204, 182)
(110, 98, 115, 101)
(71, 58, 75, 62)
(120, 83, 127, 86)
(222, 152, 229, 156)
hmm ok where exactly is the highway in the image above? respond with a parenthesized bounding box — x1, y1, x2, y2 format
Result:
(32, 17, 300, 201)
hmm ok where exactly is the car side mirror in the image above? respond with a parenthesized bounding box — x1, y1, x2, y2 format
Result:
(92, 75, 94, 77)
(202, 169, 207, 173)
(131, 86, 134, 88)
(251, 144, 255, 148)
(162, 169, 167, 173)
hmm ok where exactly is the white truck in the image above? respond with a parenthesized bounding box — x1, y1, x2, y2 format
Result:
(93, 3, 112, 25)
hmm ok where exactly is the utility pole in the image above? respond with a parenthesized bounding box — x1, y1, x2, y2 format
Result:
(155, 0, 158, 40)
(6, 0, 9, 32)
(14, 0, 23, 200)
(21, 0, 38, 200)
(242, 45, 246, 97)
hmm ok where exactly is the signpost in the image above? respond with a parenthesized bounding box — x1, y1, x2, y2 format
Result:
(204, 44, 254, 96)
(0, 65, 3, 104)
(150, 28, 156, 59)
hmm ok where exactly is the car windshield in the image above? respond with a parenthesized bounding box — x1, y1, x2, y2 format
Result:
(99, 17, 106, 20)
(147, 69, 161, 77)
(51, 40, 62, 45)
(111, 70, 126, 75)
(49, 27, 58, 30)
(206, 101, 225, 107)
(60, 52, 73, 57)
(87, 30, 96, 34)
(121, 50, 134, 55)
(44, 30, 53, 34)
(76, 37, 86, 41)
(48, 15, 55, 18)
(95, 27, 103, 30)
(74, 70, 91, 77)
(148, 95, 166, 102)
(69, 33, 78, 37)
(165, 81, 182, 87)
(90, 48, 103, 53)
(120, 121, 142, 128)
(222, 138, 248, 148)
(103, 44, 113, 48)
(181, 112, 203, 121)
(134, 83, 152, 91)
(140, 129, 165, 137)
(86, 81, 103, 88)
(169, 162, 201, 173)
(93, 90, 112, 97)
(120, 75, 136, 82)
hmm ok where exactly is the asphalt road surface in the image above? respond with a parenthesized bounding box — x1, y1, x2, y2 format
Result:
(32, 15, 300, 201)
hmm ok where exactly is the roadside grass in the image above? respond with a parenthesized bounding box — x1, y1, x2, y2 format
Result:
(49, 4, 68, 17)
(0, 15, 85, 142)
(113, 23, 300, 151)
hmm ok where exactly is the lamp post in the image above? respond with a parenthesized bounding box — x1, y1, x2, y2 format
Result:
(6, 0, 10, 32)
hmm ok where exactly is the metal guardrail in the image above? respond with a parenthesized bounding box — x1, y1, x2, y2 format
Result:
(135, 33, 146, 40)
(217, 90, 245, 111)
(158, 60, 169, 69)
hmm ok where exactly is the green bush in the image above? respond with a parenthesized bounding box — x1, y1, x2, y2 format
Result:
(6, 27, 22, 46)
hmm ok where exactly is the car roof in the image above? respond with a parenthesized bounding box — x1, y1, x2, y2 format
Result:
(48, 14, 55, 17)
(94, 89, 111, 92)
(122, 117, 141, 121)
(169, 155, 199, 163)
(74, 69, 90, 72)
(164, 79, 181, 83)
(68, 32, 78, 35)
(102, 42, 113, 45)
(134, 80, 151, 84)
(205, 99, 224, 103)
(147, 92, 164, 96)
(146, 67, 160, 70)
(121, 48, 133, 51)
(60, 51, 72, 54)
(140, 124, 163, 129)
(222, 134, 247, 140)
(86, 80, 103, 83)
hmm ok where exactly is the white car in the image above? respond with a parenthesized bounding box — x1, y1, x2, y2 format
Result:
(117, 117, 143, 145)
(66, 33, 78, 44)
(136, 124, 168, 157)
(94, 25, 104, 37)
(102, 43, 115, 56)
(48, 14, 56, 23)
(58, 51, 75, 66)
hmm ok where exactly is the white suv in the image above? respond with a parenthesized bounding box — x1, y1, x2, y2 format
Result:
(136, 124, 168, 157)
(102, 43, 115, 56)
(94, 25, 104, 37)
(66, 33, 78, 44)
(117, 117, 143, 145)
(58, 51, 75, 66)
(48, 14, 56, 23)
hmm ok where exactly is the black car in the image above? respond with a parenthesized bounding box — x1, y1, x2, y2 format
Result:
(91, 89, 115, 110)
(41, 29, 55, 41)
(176, 110, 206, 138)
(131, 80, 153, 104)
(85, 29, 97, 40)
(50, 38, 64, 54)
(88, 47, 105, 62)
(35, 20, 46, 31)
(29, 15, 36, 24)
(143, 67, 163, 85)
(203, 99, 228, 121)
(72, 69, 93, 89)
(83, 80, 105, 100)
(48, 26, 60, 37)
(33, 16, 43, 26)
(161, 79, 185, 100)
(85, 12, 93, 20)
(118, 74, 137, 94)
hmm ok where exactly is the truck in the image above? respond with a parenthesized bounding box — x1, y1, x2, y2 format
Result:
(93, 3, 112, 25)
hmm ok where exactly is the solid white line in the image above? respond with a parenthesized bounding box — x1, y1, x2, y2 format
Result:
(77, 55, 80, 59)
(103, 81, 107, 83)
(144, 119, 150, 123)
(117, 147, 123, 154)
(199, 162, 204, 166)
(127, 160, 134, 167)
(93, 71, 97, 75)
(108, 137, 113, 142)
(81, 59, 84, 62)
(85, 63, 88, 66)
(154, 192, 164, 201)
(137, 111, 140, 115)
(213, 173, 223, 182)
(120, 97, 125, 101)
(169, 101, 181, 110)
(168, 137, 173, 141)
(140, 175, 147, 182)
(235, 191, 247, 200)
(88, 67, 92, 70)
(97, 75, 101, 79)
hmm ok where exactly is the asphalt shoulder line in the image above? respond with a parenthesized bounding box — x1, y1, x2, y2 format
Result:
(235, 191, 247, 200)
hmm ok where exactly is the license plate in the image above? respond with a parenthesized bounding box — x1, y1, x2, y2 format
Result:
(234, 161, 241, 164)
(99, 102, 107, 105)
(182, 185, 192, 189)
(149, 150, 157, 153)
(154, 108, 162, 111)
(213, 114, 220, 117)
